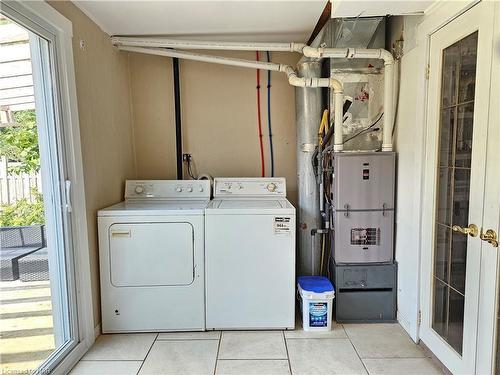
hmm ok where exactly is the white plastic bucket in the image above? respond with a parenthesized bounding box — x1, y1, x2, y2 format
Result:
(298, 285, 335, 331)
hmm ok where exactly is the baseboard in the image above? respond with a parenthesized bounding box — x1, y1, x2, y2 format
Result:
(94, 323, 101, 340)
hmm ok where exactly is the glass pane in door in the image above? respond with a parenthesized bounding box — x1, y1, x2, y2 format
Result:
(0, 14, 78, 373)
(432, 31, 478, 355)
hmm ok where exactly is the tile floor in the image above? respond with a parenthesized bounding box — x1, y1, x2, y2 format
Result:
(70, 323, 444, 375)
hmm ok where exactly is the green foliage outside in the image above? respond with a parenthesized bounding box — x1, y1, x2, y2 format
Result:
(0, 110, 40, 174)
(0, 110, 45, 227)
(0, 190, 45, 226)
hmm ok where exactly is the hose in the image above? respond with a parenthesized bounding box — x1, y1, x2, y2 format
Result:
(266, 51, 274, 177)
(256, 51, 265, 177)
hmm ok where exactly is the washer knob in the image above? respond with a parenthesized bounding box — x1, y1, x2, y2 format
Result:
(135, 185, 144, 194)
(176, 187, 182, 192)
(267, 183, 277, 192)
(198, 186, 204, 192)
(187, 186, 193, 192)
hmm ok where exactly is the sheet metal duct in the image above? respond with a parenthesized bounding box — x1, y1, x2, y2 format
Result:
(326, 17, 387, 151)
(296, 61, 323, 276)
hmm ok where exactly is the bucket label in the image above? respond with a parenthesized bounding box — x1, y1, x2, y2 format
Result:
(274, 217, 291, 235)
(309, 302, 328, 327)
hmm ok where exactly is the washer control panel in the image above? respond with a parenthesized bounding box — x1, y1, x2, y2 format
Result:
(125, 180, 210, 199)
(214, 177, 286, 197)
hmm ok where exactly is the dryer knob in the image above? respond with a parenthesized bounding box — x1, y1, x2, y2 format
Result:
(187, 187, 193, 192)
(135, 185, 144, 194)
(267, 183, 277, 192)
(176, 187, 182, 192)
(198, 186, 204, 192)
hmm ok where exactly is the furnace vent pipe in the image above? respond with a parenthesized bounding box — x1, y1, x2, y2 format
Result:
(302, 47, 394, 151)
(114, 38, 394, 151)
(119, 45, 344, 150)
(118, 46, 343, 90)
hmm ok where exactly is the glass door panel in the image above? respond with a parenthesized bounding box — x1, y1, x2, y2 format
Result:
(432, 31, 478, 355)
(0, 13, 78, 374)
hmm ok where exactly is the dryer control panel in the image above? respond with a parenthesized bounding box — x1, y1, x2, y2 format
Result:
(214, 177, 286, 198)
(125, 180, 211, 200)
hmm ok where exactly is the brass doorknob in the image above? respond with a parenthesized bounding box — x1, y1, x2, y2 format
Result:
(452, 224, 478, 237)
(480, 228, 498, 248)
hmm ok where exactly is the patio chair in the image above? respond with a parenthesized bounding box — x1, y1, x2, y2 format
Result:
(19, 247, 49, 282)
(0, 225, 46, 281)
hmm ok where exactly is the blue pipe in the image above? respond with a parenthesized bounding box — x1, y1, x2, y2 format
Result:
(266, 51, 275, 177)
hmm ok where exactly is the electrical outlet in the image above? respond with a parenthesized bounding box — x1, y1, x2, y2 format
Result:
(182, 153, 192, 162)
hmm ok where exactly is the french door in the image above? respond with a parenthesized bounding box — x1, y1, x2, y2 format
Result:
(420, 1, 500, 374)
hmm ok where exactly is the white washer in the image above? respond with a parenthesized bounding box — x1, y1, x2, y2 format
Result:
(205, 177, 296, 330)
(98, 180, 210, 333)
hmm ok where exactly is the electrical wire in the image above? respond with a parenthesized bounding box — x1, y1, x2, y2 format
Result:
(342, 112, 383, 145)
(185, 157, 196, 179)
(187, 161, 196, 179)
(266, 51, 274, 177)
(255, 51, 265, 177)
(392, 59, 402, 137)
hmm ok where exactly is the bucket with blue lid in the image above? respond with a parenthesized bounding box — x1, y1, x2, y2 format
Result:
(297, 276, 335, 331)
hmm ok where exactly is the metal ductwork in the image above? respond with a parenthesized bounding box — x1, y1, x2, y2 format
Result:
(327, 17, 387, 151)
(296, 61, 323, 276)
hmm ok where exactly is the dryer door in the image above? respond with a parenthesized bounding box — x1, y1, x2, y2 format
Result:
(109, 222, 194, 286)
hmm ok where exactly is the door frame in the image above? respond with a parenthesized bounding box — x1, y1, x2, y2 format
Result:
(475, 2, 500, 373)
(1, 1, 94, 374)
(417, 0, 497, 373)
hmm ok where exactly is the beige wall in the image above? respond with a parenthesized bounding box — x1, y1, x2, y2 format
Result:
(48, 2, 300, 329)
(48, 1, 137, 327)
(128, 51, 300, 204)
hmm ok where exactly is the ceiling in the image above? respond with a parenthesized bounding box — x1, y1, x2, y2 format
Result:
(332, 1, 433, 18)
(73, 1, 329, 42)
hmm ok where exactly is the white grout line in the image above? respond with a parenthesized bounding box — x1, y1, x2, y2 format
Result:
(282, 331, 293, 375)
(213, 331, 223, 375)
(79, 359, 144, 362)
(136, 333, 158, 375)
(215, 358, 290, 361)
(343, 326, 370, 375)
(155, 338, 220, 341)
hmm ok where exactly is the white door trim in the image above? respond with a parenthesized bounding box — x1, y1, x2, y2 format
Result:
(476, 3, 500, 373)
(1, 1, 94, 373)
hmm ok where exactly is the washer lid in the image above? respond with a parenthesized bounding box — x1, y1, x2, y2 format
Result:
(98, 200, 210, 216)
(206, 199, 295, 215)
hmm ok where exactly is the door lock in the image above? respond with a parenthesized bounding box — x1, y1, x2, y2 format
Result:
(452, 223, 478, 237)
(480, 228, 498, 248)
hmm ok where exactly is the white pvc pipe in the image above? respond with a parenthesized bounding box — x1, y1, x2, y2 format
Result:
(306, 47, 395, 151)
(333, 91, 344, 152)
(112, 36, 305, 53)
(114, 38, 394, 150)
(119, 46, 282, 72)
(118, 46, 343, 92)
(382, 62, 394, 151)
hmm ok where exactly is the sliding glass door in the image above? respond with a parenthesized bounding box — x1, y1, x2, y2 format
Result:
(1, 9, 79, 373)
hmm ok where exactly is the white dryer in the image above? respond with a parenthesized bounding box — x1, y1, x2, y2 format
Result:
(205, 177, 296, 330)
(98, 180, 210, 333)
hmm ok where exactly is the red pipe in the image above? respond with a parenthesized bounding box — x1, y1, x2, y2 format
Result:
(256, 51, 265, 177)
